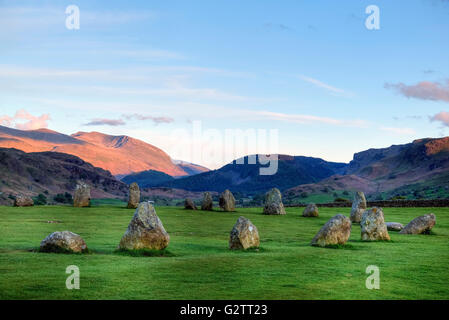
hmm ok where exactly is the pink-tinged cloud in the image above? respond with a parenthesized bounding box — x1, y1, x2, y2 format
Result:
(84, 118, 126, 126)
(124, 113, 174, 124)
(385, 80, 449, 103)
(0, 109, 51, 130)
(430, 111, 449, 127)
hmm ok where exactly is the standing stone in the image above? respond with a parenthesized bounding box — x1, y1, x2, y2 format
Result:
(184, 198, 197, 210)
(219, 189, 235, 212)
(386, 222, 404, 231)
(73, 182, 91, 207)
(40, 231, 88, 253)
(263, 188, 286, 215)
(303, 203, 319, 217)
(400, 214, 436, 235)
(119, 202, 170, 250)
(201, 192, 213, 211)
(14, 195, 34, 207)
(311, 214, 351, 247)
(360, 207, 390, 241)
(350, 191, 367, 223)
(127, 182, 140, 209)
(229, 216, 260, 250)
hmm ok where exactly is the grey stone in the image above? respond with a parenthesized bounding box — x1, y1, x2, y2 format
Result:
(119, 202, 170, 250)
(263, 188, 286, 215)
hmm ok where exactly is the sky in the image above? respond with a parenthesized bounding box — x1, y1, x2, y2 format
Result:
(1, 0, 449, 169)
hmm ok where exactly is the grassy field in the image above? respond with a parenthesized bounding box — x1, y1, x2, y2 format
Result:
(0, 204, 448, 300)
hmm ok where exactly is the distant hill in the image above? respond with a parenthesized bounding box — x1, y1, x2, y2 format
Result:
(121, 169, 175, 188)
(0, 126, 208, 177)
(284, 137, 449, 202)
(158, 154, 347, 195)
(172, 160, 210, 176)
(0, 148, 128, 205)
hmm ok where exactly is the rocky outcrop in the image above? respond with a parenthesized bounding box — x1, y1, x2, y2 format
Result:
(127, 182, 140, 209)
(386, 222, 404, 231)
(119, 202, 170, 250)
(184, 198, 197, 210)
(360, 207, 390, 241)
(73, 182, 91, 207)
(303, 203, 319, 217)
(229, 216, 260, 250)
(263, 188, 286, 215)
(311, 214, 351, 247)
(219, 189, 235, 212)
(201, 192, 213, 211)
(13, 195, 34, 207)
(350, 191, 367, 223)
(40, 231, 88, 253)
(400, 214, 436, 235)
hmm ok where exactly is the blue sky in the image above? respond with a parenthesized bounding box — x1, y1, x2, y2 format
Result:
(1, 0, 449, 169)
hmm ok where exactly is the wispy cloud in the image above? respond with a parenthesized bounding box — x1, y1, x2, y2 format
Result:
(381, 127, 416, 135)
(385, 80, 449, 103)
(124, 114, 174, 124)
(0, 109, 51, 130)
(252, 111, 367, 128)
(393, 115, 423, 121)
(297, 75, 349, 96)
(0, 65, 259, 103)
(430, 111, 449, 127)
(84, 118, 126, 126)
(264, 22, 294, 31)
(0, 6, 155, 31)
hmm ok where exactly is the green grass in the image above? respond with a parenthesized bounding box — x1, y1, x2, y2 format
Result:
(89, 198, 126, 206)
(284, 191, 355, 205)
(0, 205, 448, 300)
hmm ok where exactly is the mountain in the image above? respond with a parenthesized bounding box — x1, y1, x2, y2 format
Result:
(172, 160, 210, 176)
(344, 137, 449, 192)
(0, 126, 208, 177)
(157, 154, 347, 195)
(121, 169, 175, 188)
(0, 148, 128, 205)
(284, 137, 449, 201)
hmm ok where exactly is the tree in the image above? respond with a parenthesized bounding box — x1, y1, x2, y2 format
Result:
(34, 194, 47, 205)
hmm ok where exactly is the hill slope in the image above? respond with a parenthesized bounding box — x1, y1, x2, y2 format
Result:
(121, 169, 175, 188)
(0, 126, 208, 177)
(285, 137, 449, 202)
(158, 154, 347, 195)
(0, 148, 128, 204)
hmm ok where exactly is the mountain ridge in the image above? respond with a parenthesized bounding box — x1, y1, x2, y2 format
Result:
(0, 126, 208, 177)
(0, 147, 128, 205)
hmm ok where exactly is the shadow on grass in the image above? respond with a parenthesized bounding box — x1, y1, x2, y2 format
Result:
(320, 243, 357, 250)
(35, 247, 91, 254)
(229, 246, 266, 253)
(114, 248, 176, 257)
(349, 239, 395, 244)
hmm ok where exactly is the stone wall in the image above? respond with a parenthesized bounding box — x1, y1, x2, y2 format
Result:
(286, 199, 449, 208)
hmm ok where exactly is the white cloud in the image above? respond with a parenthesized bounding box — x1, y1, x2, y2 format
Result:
(297, 75, 348, 95)
(385, 80, 449, 103)
(253, 110, 367, 127)
(0, 65, 260, 102)
(0, 6, 155, 31)
(430, 111, 449, 127)
(0, 109, 51, 130)
(380, 127, 416, 135)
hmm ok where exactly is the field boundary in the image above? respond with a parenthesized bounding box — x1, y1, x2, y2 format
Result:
(286, 199, 449, 208)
